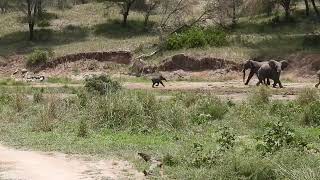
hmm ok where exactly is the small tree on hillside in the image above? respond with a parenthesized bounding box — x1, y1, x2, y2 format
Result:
(276, 0, 292, 19)
(17, 0, 39, 40)
(102, 0, 137, 26)
(134, 0, 161, 29)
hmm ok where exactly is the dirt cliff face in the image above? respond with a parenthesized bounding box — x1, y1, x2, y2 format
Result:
(40, 51, 133, 70)
(158, 54, 241, 71)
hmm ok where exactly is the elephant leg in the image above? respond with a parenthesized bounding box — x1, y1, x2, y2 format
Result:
(245, 71, 255, 85)
(160, 81, 165, 87)
(316, 78, 320, 88)
(276, 80, 284, 88)
(152, 82, 156, 88)
(267, 78, 271, 86)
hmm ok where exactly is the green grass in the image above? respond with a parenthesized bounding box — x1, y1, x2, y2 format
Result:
(0, 86, 319, 179)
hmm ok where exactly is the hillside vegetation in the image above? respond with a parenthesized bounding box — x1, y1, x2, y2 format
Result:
(0, 1, 319, 64)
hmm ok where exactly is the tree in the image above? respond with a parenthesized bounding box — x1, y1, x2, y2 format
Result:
(142, 0, 160, 28)
(206, 0, 243, 27)
(277, 0, 292, 20)
(17, 0, 39, 40)
(310, 0, 320, 16)
(102, 0, 137, 26)
(304, 0, 310, 16)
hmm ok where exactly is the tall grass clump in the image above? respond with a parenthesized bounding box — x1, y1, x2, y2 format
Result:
(33, 97, 58, 132)
(13, 93, 26, 112)
(84, 75, 121, 95)
(296, 88, 319, 106)
(303, 101, 320, 126)
(192, 96, 228, 125)
(249, 86, 270, 105)
(83, 91, 189, 132)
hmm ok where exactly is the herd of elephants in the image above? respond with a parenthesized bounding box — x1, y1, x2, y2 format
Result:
(152, 59, 320, 88)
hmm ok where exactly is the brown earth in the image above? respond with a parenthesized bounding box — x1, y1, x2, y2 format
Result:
(0, 144, 144, 180)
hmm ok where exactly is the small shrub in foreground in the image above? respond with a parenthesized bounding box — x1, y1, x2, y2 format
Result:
(217, 127, 235, 151)
(257, 122, 295, 154)
(303, 101, 320, 126)
(192, 97, 228, 124)
(296, 88, 319, 106)
(249, 87, 270, 105)
(84, 75, 121, 95)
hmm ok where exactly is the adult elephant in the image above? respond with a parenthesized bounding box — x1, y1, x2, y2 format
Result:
(257, 60, 289, 88)
(242, 60, 270, 85)
(315, 70, 320, 88)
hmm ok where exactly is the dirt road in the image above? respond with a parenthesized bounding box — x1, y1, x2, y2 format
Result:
(0, 145, 144, 180)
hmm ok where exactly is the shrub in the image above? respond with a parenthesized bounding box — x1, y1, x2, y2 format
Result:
(192, 97, 228, 124)
(303, 101, 320, 126)
(204, 28, 228, 47)
(190, 143, 218, 168)
(296, 88, 319, 106)
(26, 49, 49, 67)
(165, 27, 227, 50)
(77, 118, 88, 138)
(217, 127, 235, 151)
(84, 75, 121, 95)
(249, 87, 270, 105)
(257, 122, 295, 154)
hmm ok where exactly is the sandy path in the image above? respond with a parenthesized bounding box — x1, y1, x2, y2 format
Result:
(0, 145, 144, 180)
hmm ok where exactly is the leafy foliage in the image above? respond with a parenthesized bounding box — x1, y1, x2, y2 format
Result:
(84, 75, 122, 95)
(192, 97, 228, 124)
(26, 49, 50, 67)
(165, 27, 227, 50)
(217, 127, 235, 151)
(258, 122, 295, 154)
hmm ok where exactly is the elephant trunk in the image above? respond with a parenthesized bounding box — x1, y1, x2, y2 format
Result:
(242, 68, 246, 82)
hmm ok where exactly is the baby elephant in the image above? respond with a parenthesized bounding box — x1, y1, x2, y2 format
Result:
(315, 70, 320, 88)
(151, 75, 167, 88)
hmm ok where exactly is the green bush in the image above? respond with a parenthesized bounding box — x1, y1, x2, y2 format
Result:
(26, 49, 49, 67)
(303, 101, 320, 126)
(84, 75, 121, 95)
(190, 143, 218, 168)
(217, 127, 235, 151)
(165, 27, 227, 50)
(257, 122, 295, 154)
(192, 97, 228, 124)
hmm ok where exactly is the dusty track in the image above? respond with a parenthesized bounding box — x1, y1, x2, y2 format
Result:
(12, 80, 318, 102)
(0, 145, 144, 180)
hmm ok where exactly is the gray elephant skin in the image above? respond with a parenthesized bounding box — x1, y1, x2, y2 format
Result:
(257, 60, 289, 88)
(243, 60, 270, 85)
(315, 70, 320, 88)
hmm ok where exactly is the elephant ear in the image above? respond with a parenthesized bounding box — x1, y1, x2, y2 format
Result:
(280, 60, 289, 70)
(268, 60, 277, 69)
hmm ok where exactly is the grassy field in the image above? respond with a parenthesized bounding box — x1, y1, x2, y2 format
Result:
(0, 2, 319, 64)
(0, 81, 319, 179)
